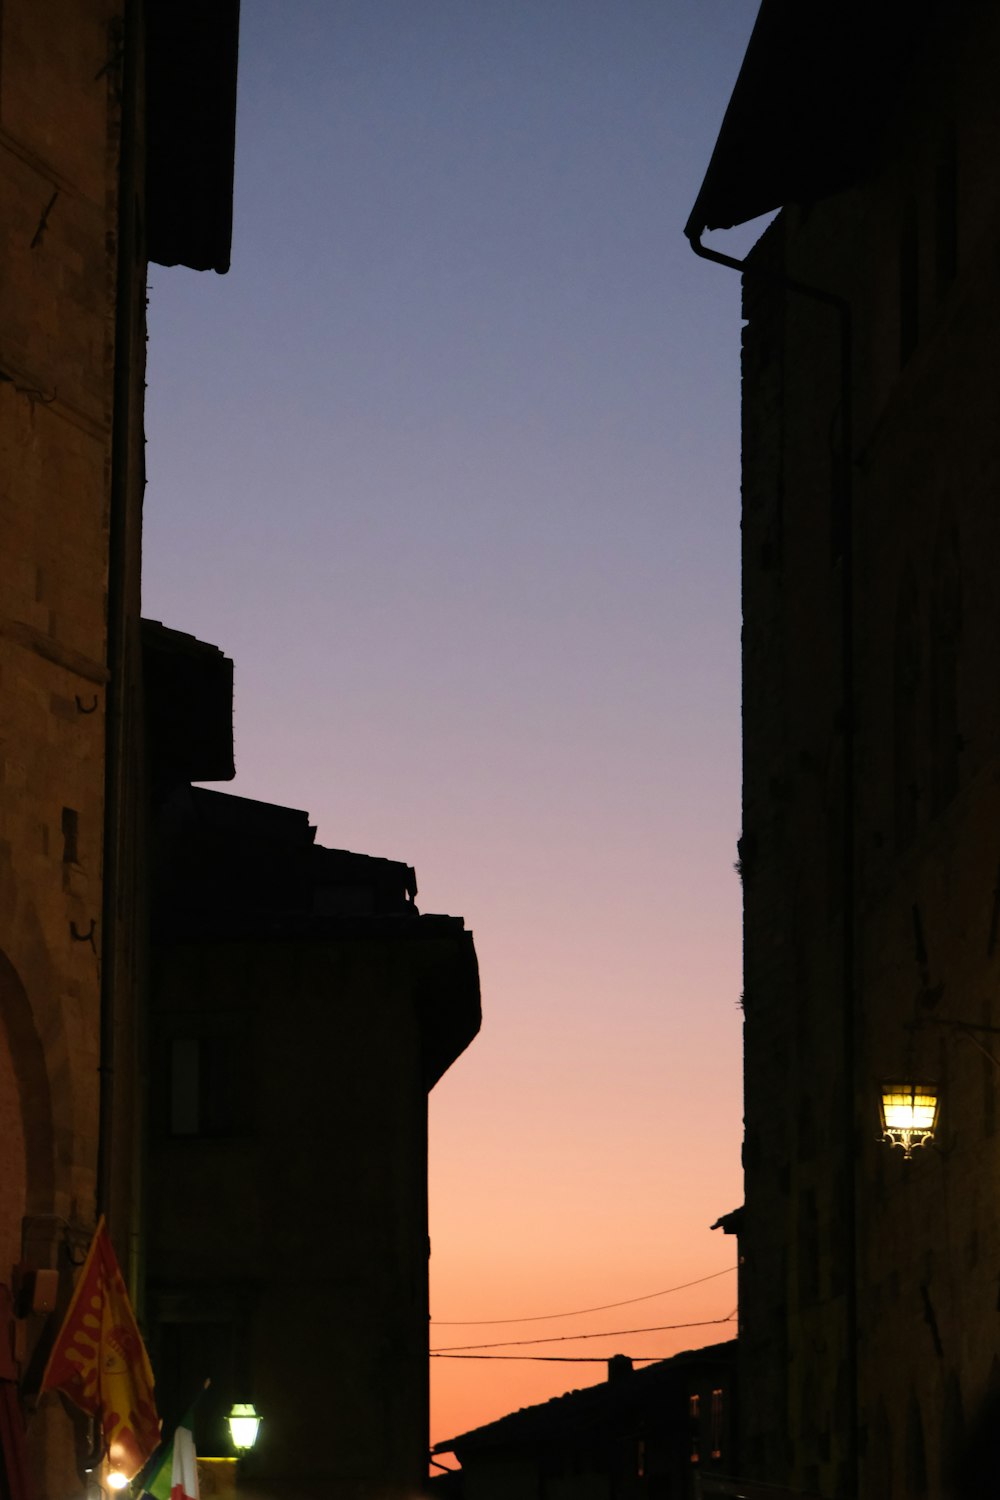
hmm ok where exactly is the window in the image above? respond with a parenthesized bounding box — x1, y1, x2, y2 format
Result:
(899, 196, 920, 366)
(164, 1018, 252, 1138)
(61, 807, 79, 864)
(928, 509, 961, 814)
(170, 1037, 201, 1134)
(934, 130, 958, 298)
(893, 565, 922, 851)
(689, 1394, 701, 1464)
(798, 1190, 820, 1306)
(710, 1389, 724, 1459)
(155, 1316, 239, 1457)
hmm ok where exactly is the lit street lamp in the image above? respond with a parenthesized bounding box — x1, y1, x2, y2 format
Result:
(226, 1403, 262, 1454)
(879, 1081, 939, 1158)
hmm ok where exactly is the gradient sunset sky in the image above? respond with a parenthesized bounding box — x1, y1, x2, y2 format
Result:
(142, 0, 766, 1452)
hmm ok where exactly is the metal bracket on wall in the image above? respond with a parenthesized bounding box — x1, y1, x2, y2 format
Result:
(69, 918, 97, 951)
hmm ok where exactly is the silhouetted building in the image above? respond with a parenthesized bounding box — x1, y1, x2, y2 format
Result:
(3, 10, 480, 1500)
(0, 5, 237, 1496)
(433, 1344, 736, 1500)
(688, 4, 1000, 1498)
(143, 623, 481, 1500)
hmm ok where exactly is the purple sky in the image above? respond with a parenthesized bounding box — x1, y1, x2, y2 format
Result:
(142, 0, 765, 1444)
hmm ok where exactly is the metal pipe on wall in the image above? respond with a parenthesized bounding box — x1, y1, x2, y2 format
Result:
(686, 226, 859, 1500)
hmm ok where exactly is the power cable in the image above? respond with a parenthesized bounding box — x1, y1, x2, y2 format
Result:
(431, 1265, 737, 1326)
(431, 1313, 737, 1354)
(431, 1353, 690, 1362)
(431, 1329, 737, 1363)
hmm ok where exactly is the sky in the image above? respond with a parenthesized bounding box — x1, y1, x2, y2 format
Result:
(141, 0, 764, 1455)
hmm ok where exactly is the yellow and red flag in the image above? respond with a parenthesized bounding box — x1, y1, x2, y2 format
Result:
(40, 1217, 160, 1476)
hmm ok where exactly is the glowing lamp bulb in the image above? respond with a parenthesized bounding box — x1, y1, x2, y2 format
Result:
(107, 1473, 130, 1491)
(227, 1403, 261, 1452)
(879, 1081, 939, 1158)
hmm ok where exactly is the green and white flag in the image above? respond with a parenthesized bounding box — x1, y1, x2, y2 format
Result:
(140, 1409, 199, 1500)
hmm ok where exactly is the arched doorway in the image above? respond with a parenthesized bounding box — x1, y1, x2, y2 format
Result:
(0, 952, 55, 1278)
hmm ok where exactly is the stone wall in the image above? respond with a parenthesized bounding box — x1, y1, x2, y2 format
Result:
(146, 926, 479, 1500)
(0, 3, 148, 1492)
(738, 10, 1000, 1497)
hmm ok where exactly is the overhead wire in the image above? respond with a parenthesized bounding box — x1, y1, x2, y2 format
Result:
(431, 1353, 704, 1362)
(431, 1264, 737, 1326)
(432, 1323, 738, 1362)
(431, 1312, 737, 1354)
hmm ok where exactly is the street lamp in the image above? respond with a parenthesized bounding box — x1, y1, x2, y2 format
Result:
(226, 1403, 261, 1453)
(879, 1081, 939, 1158)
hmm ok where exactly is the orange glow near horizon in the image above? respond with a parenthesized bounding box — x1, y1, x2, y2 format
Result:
(428, 1255, 740, 1454)
(426, 914, 743, 1449)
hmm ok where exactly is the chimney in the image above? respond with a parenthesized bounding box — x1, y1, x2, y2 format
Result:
(607, 1355, 633, 1385)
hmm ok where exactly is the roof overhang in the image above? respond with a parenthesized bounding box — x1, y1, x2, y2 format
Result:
(685, 0, 926, 242)
(145, 0, 240, 273)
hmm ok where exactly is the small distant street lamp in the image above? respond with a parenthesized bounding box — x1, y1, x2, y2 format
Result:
(879, 1081, 939, 1158)
(226, 1403, 262, 1453)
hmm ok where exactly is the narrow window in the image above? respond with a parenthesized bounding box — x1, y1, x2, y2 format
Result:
(929, 510, 961, 814)
(689, 1394, 701, 1464)
(798, 1190, 820, 1305)
(893, 566, 922, 851)
(899, 196, 920, 366)
(61, 807, 79, 864)
(170, 1037, 201, 1135)
(829, 401, 848, 561)
(710, 1389, 724, 1459)
(934, 130, 958, 298)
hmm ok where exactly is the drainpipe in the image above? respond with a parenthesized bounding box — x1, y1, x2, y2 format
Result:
(686, 227, 859, 1499)
(98, 0, 147, 1313)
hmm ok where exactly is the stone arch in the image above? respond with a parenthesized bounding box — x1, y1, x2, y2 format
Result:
(0, 950, 55, 1221)
(0, 1002, 26, 1284)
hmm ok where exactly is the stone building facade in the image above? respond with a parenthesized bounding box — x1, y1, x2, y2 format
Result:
(2, 10, 483, 1500)
(141, 623, 482, 1500)
(432, 1343, 736, 1500)
(0, 5, 235, 1496)
(2, 11, 480, 1498)
(688, 4, 1000, 1498)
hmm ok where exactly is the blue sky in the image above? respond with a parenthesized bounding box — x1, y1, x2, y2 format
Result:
(143, 0, 762, 1440)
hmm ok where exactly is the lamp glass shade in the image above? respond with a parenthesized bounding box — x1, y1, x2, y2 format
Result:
(226, 1403, 261, 1452)
(879, 1082, 939, 1158)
